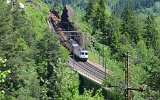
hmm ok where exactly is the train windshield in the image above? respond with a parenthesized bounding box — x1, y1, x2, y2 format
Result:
(81, 52, 85, 55)
(85, 52, 88, 55)
(81, 52, 88, 55)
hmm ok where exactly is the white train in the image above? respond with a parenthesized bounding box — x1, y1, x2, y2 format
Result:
(66, 39, 88, 62)
(73, 45, 88, 62)
(66, 39, 78, 52)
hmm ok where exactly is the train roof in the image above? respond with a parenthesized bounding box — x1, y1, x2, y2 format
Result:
(76, 45, 88, 52)
(68, 39, 78, 47)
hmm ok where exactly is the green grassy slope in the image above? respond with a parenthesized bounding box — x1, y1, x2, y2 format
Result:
(19, 0, 49, 40)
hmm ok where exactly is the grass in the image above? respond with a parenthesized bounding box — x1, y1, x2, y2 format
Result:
(19, 0, 49, 40)
(88, 50, 105, 67)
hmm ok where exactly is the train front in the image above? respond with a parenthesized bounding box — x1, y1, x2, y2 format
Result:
(80, 50, 88, 62)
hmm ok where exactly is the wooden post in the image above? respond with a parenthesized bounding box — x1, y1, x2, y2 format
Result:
(103, 44, 105, 69)
(99, 52, 100, 65)
(125, 52, 131, 100)
(107, 52, 145, 99)
(105, 57, 107, 78)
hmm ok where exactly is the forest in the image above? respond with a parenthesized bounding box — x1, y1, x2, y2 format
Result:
(0, 0, 160, 100)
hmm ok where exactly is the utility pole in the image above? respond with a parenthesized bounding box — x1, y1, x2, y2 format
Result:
(103, 44, 107, 78)
(99, 52, 100, 65)
(103, 44, 105, 70)
(124, 51, 131, 100)
(105, 58, 107, 78)
(107, 51, 145, 100)
(102, 33, 106, 78)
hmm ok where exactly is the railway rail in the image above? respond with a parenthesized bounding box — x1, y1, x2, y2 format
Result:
(78, 62, 105, 81)
(68, 57, 107, 85)
(84, 62, 106, 77)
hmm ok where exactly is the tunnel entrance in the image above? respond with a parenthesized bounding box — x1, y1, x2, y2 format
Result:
(60, 5, 84, 46)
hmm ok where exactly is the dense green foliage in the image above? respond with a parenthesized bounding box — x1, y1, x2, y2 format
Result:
(55, 0, 160, 99)
(0, 0, 89, 99)
(1, 0, 160, 99)
(45, 0, 160, 99)
(0, 0, 104, 99)
(82, 0, 160, 99)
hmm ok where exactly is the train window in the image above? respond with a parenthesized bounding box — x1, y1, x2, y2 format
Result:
(81, 52, 84, 55)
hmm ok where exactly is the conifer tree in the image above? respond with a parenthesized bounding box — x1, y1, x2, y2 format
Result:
(12, 1, 34, 46)
(130, 13, 143, 44)
(121, 3, 142, 44)
(107, 15, 121, 52)
(0, 2, 39, 98)
(144, 15, 158, 49)
(97, 0, 107, 30)
(93, 0, 107, 32)
(121, 3, 133, 40)
(0, 0, 14, 57)
(84, 0, 96, 22)
(36, 30, 60, 99)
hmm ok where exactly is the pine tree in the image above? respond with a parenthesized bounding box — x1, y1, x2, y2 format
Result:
(144, 15, 158, 49)
(84, 0, 96, 22)
(12, 1, 35, 46)
(36, 30, 60, 99)
(94, 0, 107, 31)
(0, 0, 14, 57)
(0, 2, 39, 98)
(107, 15, 121, 52)
(121, 2, 142, 44)
(121, 3, 133, 39)
(130, 13, 143, 44)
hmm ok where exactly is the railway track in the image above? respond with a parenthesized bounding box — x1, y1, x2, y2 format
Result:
(78, 62, 105, 81)
(69, 57, 106, 83)
(84, 62, 106, 76)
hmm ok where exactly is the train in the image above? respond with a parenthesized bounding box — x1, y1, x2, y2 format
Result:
(57, 28, 68, 44)
(49, 9, 88, 62)
(66, 39, 88, 61)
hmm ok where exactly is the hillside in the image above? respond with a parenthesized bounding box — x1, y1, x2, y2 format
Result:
(0, 0, 82, 99)
(1, 0, 160, 100)
(0, 0, 105, 99)
(46, 0, 160, 99)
